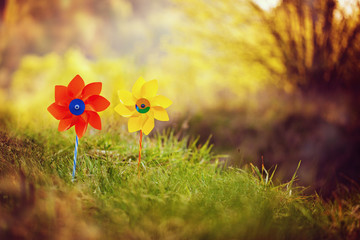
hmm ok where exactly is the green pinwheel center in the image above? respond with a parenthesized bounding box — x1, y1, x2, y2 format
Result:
(135, 98, 150, 114)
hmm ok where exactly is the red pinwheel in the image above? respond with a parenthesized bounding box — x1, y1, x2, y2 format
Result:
(47, 75, 110, 138)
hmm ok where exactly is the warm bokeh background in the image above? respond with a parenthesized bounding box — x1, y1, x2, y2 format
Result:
(1, 0, 360, 196)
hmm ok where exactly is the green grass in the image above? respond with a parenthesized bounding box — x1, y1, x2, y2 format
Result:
(0, 126, 358, 239)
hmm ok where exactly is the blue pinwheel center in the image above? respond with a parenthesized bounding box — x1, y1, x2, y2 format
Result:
(69, 99, 85, 116)
(135, 98, 150, 114)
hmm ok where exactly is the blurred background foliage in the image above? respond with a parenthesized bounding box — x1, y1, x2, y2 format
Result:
(1, 0, 360, 196)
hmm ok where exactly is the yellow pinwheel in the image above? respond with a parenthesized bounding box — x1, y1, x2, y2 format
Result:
(115, 77, 172, 134)
(115, 77, 172, 175)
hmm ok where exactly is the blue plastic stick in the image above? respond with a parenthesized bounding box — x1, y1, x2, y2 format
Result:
(72, 135, 79, 181)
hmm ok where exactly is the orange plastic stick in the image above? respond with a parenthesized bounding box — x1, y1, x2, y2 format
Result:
(138, 130, 143, 177)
